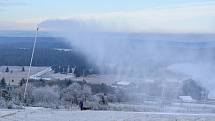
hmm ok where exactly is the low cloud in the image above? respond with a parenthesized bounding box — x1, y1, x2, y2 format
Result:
(40, 19, 104, 32)
(42, 2, 215, 33)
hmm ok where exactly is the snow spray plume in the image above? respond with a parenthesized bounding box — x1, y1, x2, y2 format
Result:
(39, 19, 215, 98)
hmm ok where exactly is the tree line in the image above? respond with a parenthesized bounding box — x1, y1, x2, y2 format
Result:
(0, 37, 98, 76)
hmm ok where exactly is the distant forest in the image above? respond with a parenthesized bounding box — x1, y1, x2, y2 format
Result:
(0, 37, 98, 76)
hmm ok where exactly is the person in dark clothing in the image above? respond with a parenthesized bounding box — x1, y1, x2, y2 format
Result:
(79, 100, 83, 110)
(101, 96, 105, 105)
(101, 93, 108, 105)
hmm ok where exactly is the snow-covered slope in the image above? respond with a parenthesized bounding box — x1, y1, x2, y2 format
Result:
(1, 108, 215, 121)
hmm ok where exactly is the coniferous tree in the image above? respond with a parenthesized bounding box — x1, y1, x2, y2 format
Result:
(22, 66, 25, 72)
(19, 78, 26, 86)
(0, 77, 6, 88)
(5, 67, 9, 73)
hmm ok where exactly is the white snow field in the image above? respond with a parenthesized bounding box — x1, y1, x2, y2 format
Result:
(1, 107, 215, 121)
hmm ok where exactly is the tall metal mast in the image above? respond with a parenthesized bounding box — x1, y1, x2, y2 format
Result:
(24, 27, 39, 100)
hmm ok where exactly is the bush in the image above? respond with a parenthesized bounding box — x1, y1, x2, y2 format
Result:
(182, 79, 208, 100)
(12, 84, 35, 106)
(60, 83, 92, 105)
(32, 86, 60, 108)
(0, 98, 7, 109)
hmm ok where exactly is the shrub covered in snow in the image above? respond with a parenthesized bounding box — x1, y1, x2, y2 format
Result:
(0, 98, 7, 109)
(60, 83, 92, 105)
(0, 78, 122, 109)
(12, 84, 35, 106)
(32, 86, 60, 108)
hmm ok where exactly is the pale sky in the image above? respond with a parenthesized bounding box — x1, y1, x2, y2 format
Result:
(0, 0, 215, 33)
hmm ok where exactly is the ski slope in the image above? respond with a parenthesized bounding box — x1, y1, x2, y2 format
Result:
(1, 108, 215, 121)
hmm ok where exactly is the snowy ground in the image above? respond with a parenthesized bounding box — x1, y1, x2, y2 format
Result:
(0, 107, 215, 121)
(0, 66, 48, 85)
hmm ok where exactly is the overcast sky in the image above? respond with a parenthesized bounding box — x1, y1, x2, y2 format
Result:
(0, 0, 215, 33)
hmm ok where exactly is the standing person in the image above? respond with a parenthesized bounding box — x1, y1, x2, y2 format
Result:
(101, 93, 108, 105)
(101, 95, 105, 105)
(79, 100, 83, 110)
(104, 93, 108, 105)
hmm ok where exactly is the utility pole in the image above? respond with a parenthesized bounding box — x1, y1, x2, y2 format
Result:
(24, 27, 39, 100)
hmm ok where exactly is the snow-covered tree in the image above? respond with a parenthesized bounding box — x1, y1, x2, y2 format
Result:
(61, 83, 82, 104)
(13, 84, 35, 105)
(61, 83, 92, 105)
(32, 86, 60, 108)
